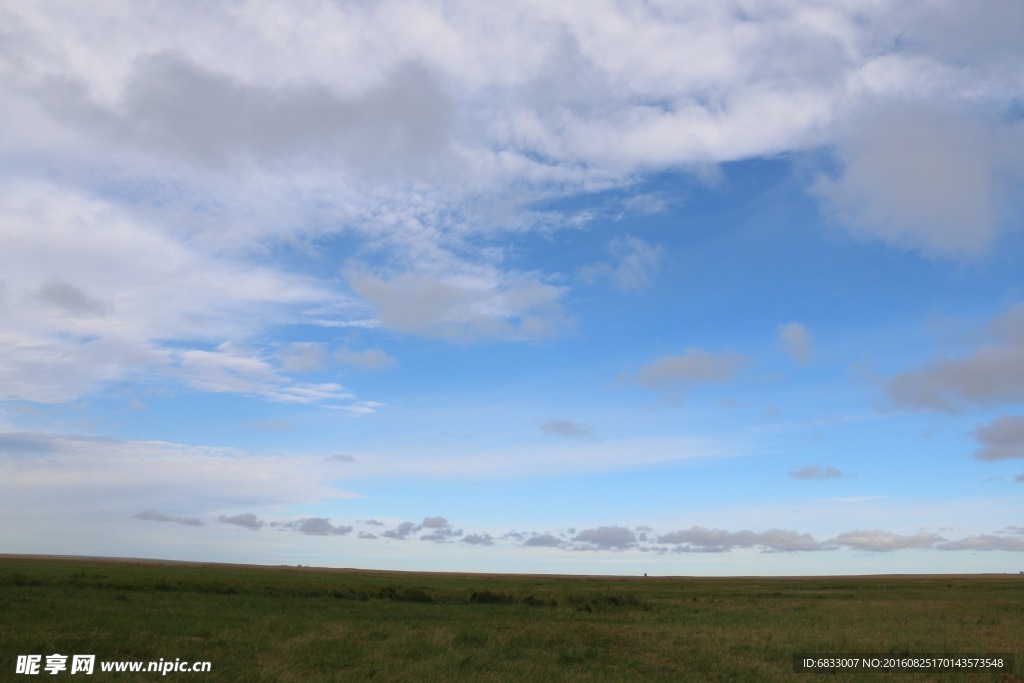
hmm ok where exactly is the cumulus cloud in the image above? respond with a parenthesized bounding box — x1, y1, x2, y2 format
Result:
(888, 303, 1024, 412)
(817, 102, 1024, 257)
(218, 512, 264, 530)
(537, 419, 595, 439)
(133, 510, 203, 527)
(578, 235, 664, 291)
(382, 521, 418, 540)
(658, 526, 825, 553)
(461, 533, 494, 546)
(31, 51, 455, 174)
(324, 453, 358, 463)
(572, 526, 637, 550)
(523, 533, 563, 548)
(831, 530, 944, 552)
(790, 464, 844, 480)
(284, 518, 353, 536)
(971, 415, 1024, 461)
(778, 322, 814, 365)
(632, 348, 749, 393)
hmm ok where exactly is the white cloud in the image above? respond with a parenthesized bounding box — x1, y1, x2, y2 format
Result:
(173, 343, 352, 404)
(578, 235, 664, 291)
(0, 181, 337, 404)
(0, 431, 359, 515)
(778, 322, 814, 365)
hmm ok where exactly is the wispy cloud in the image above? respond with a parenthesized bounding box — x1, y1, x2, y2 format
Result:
(778, 322, 814, 366)
(133, 510, 204, 527)
(537, 419, 595, 439)
(632, 348, 749, 395)
(790, 464, 844, 480)
(578, 236, 664, 292)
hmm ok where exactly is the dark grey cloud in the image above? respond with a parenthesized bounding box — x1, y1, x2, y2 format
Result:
(971, 415, 1024, 461)
(285, 517, 353, 536)
(572, 526, 637, 550)
(790, 464, 844, 480)
(537, 419, 595, 439)
(358, 531, 378, 539)
(831, 530, 944, 552)
(133, 510, 203, 527)
(658, 526, 825, 553)
(217, 512, 264, 530)
(34, 53, 455, 174)
(363, 518, 385, 526)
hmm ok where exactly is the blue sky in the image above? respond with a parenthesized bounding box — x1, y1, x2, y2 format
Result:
(2, 1, 1024, 575)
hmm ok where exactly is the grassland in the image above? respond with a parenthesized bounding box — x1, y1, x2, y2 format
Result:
(1, 556, 1021, 681)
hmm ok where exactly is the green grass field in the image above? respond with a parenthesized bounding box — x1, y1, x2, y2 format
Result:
(1, 556, 1021, 681)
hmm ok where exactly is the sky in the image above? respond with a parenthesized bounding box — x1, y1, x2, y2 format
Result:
(2, 0, 1024, 576)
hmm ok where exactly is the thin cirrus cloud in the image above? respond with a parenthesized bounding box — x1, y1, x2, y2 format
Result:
(790, 464, 844, 480)
(537, 419, 595, 440)
(632, 348, 749, 394)
(577, 235, 664, 292)
(0, 431, 359, 514)
(778, 322, 814, 366)
(335, 347, 398, 371)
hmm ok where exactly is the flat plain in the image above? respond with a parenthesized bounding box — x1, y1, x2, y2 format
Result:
(1, 555, 1021, 681)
